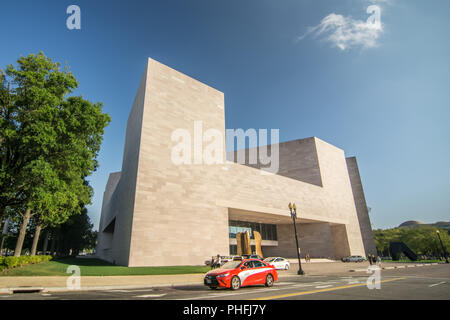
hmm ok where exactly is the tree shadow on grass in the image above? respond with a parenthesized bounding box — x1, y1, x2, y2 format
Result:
(52, 257, 115, 267)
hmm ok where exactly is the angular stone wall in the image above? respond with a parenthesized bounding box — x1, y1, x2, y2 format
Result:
(97, 58, 370, 266)
(346, 157, 377, 256)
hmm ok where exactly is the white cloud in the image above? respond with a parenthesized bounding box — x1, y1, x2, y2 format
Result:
(298, 5, 384, 51)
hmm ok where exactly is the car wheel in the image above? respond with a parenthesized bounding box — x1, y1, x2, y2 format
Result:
(231, 276, 241, 290)
(209, 286, 217, 290)
(265, 274, 274, 287)
(285, 264, 289, 270)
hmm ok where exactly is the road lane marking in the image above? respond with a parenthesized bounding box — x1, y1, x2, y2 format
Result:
(108, 289, 156, 293)
(387, 275, 450, 281)
(134, 294, 167, 298)
(312, 281, 338, 285)
(179, 290, 263, 300)
(276, 282, 297, 286)
(429, 282, 446, 288)
(292, 284, 315, 288)
(178, 275, 411, 300)
(179, 278, 372, 300)
(252, 277, 406, 300)
(179, 285, 298, 300)
(180, 279, 361, 300)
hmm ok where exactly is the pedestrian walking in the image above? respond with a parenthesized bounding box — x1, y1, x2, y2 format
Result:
(210, 256, 215, 269)
(213, 254, 221, 268)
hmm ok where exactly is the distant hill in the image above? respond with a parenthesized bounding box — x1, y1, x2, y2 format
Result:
(398, 220, 450, 229)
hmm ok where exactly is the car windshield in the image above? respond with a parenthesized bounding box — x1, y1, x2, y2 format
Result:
(264, 257, 276, 262)
(220, 261, 242, 269)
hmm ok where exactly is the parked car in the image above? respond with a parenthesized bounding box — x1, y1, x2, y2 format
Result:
(241, 254, 264, 260)
(341, 255, 366, 262)
(204, 259, 278, 290)
(219, 256, 243, 265)
(264, 257, 290, 270)
(206, 255, 242, 267)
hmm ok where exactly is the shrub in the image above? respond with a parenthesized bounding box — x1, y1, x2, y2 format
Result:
(0, 255, 52, 270)
(4, 256, 19, 268)
(29, 256, 40, 264)
(18, 256, 29, 267)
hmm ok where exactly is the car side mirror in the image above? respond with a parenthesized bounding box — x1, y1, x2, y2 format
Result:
(241, 266, 247, 270)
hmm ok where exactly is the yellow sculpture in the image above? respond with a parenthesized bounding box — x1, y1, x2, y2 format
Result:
(236, 230, 261, 256)
(243, 230, 252, 255)
(253, 231, 263, 258)
(236, 232, 244, 256)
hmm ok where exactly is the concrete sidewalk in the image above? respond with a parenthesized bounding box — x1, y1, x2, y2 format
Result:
(0, 261, 441, 294)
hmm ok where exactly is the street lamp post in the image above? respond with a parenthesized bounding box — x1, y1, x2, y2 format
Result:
(436, 230, 449, 263)
(289, 202, 305, 275)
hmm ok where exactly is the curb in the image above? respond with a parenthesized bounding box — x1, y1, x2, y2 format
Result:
(348, 262, 443, 272)
(0, 288, 12, 295)
(0, 282, 203, 295)
(66, 281, 202, 292)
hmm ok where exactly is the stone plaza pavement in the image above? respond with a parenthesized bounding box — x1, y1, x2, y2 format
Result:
(0, 261, 440, 294)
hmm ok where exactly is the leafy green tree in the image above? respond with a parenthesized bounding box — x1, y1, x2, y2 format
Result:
(46, 207, 97, 256)
(0, 52, 110, 256)
(373, 226, 450, 258)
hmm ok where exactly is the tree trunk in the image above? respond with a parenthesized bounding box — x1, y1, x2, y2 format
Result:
(14, 208, 31, 257)
(42, 230, 50, 254)
(31, 223, 42, 255)
(50, 232, 56, 256)
(55, 231, 61, 257)
(0, 205, 5, 228)
(0, 235, 5, 256)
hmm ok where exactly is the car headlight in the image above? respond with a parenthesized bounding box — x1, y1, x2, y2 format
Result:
(216, 273, 229, 278)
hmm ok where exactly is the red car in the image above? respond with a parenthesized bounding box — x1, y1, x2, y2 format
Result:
(204, 259, 278, 290)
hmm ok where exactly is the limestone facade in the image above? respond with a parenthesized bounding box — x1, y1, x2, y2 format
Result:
(96, 58, 376, 266)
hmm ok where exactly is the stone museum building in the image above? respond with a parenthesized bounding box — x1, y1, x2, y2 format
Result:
(96, 58, 377, 266)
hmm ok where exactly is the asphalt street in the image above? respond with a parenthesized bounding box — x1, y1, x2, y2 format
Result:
(1, 264, 449, 300)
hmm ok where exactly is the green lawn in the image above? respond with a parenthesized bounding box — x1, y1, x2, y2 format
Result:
(0, 257, 211, 276)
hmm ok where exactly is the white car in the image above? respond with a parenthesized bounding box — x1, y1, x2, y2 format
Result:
(264, 257, 290, 270)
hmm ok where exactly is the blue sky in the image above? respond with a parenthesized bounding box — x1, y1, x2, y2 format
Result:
(1, 0, 449, 230)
